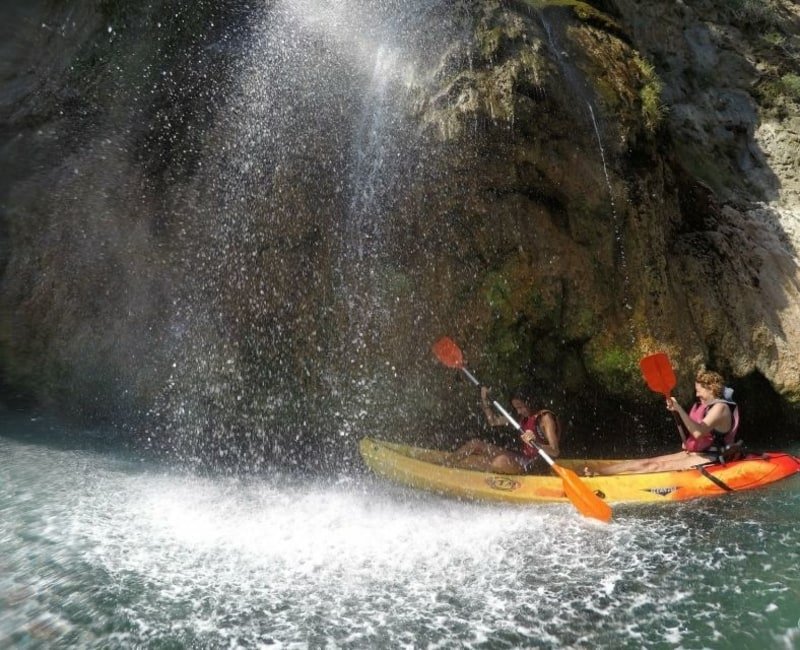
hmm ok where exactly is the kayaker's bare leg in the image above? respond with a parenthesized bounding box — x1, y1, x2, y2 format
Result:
(450, 439, 504, 461)
(447, 440, 527, 474)
(487, 452, 528, 474)
(596, 451, 709, 475)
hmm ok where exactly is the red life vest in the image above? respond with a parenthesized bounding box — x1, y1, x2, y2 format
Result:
(520, 410, 558, 458)
(684, 399, 739, 452)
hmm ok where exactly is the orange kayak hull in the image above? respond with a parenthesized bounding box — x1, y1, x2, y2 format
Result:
(359, 438, 800, 505)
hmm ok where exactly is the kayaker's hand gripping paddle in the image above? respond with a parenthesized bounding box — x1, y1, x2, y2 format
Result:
(432, 336, 612, 523)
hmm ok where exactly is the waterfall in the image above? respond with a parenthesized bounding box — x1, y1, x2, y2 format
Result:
(587, 102, 635, 345)
(539, 6, 635, 341)
(335, 46, 402, 435)
(139, 0, 474, 466)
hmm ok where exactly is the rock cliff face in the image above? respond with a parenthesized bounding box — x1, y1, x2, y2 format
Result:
(612, 0, 800, 401)
(1, 0, 798, 464)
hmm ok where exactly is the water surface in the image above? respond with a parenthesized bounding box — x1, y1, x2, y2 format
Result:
(1, 414, 799, 649)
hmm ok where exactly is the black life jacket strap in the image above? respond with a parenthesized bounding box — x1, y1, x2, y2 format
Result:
(706, 439, 746, 465)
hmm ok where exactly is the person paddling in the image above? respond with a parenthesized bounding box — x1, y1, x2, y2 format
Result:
(591, 369, 740, 475)
(449, 386, 560, 474)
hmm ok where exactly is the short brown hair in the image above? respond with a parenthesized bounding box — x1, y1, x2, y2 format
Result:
(695, 369, 725, 398)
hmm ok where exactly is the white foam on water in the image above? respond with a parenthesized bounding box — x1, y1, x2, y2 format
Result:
(3, 433, 800, 648)
(65, 468, 627, 645)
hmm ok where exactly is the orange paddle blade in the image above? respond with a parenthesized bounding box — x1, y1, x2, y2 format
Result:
(640, 353, 676, 397)
(431, 337, 464, 369)
(551, 464, 612, 523)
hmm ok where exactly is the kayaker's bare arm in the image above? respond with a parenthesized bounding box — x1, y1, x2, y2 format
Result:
(667, 398, 730, 439)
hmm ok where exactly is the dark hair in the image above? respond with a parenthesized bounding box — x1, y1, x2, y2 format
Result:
(509, 387, 536, 406)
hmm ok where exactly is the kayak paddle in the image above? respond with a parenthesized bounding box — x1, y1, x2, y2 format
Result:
(432, 336, 612, 523)
(640, 352, 686, 442)
(639, 352, 676, 399)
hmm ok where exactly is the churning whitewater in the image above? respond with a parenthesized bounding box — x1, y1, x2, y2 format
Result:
(2, 416, 799, 648)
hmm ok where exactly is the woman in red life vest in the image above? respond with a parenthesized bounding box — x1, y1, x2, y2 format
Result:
(593, 369, 739, 475)
(449, 386, 561, 474)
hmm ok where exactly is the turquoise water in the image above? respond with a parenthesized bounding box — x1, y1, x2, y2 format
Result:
(1, 413, 799, 649)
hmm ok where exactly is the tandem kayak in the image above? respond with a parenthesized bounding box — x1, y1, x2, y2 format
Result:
(359, 437, 800, 505)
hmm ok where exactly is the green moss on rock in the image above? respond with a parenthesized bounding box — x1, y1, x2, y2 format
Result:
(780, 73, 800, 102)
(635, 55, 666, 131)
(522, 0, 624, 37)
(583, 342, 641, 396)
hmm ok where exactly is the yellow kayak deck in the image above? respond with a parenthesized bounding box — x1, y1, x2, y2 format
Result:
(359, 438, 800, 504)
